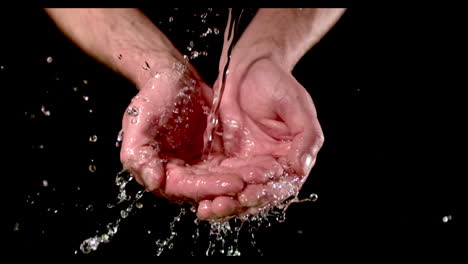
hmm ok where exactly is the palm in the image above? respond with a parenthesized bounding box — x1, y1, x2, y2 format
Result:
(218, 61, 294, 160)
(121, 68, 243, 201)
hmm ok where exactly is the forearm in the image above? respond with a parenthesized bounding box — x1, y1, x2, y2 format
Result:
(231, 8, 346, 72)
(45, 8, 185, 88)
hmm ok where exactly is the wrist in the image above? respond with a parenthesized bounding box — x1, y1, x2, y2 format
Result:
(227, 40, 291, 82)
(114, 48, 189, 90)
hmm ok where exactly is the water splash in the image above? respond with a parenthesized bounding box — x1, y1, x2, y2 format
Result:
(205, 218, 243, 256)
(154, 207, 187, 256)
(79, 171, 146, 254)
(107, 170, 134, 208)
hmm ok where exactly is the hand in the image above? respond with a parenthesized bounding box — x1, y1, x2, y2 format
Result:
(119, 62, 245, 203)
(196, 57, 325, 220)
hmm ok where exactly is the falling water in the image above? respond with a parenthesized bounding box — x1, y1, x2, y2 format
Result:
(202, 8, 244, 160)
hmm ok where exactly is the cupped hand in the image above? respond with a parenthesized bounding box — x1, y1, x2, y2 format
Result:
(196, 57, 325, 220)
(119, 62, 245, 202)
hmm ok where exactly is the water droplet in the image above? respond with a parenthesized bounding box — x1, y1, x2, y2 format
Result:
(46, 56, 53, 63)
(101, 234, 110, 243)
(83, 80, 88, 85)
(89, 135, 97, 142)
(120, 210, 128, 219)
(116, 130, 124, 147)
(126, 106, 139, 116)
(89, 164, 96, 173)
(442, 215, 452, 223)
(135, 202, 143, 209)
(41, 105, 51, 116)
(13, 222, 20, 231)
(309, 193, 318, 202)
(83, 95, 89, 101)
(73, 87, 78, 92)
(86, 204, 93, 211)
(201, 27, 213, 37)
(80, 237, 98, 254)
(38, 144, 44, 149)
(213, 27, 220, 35)
(169, 16, 173, 22)
(89, 135, 98, 142)
(0, 65, 4, 70)
(190, 51, 199, 59)
(42, 179, 48, 187)
(54, 209, 58, 214)
(131, 118, 138, 124)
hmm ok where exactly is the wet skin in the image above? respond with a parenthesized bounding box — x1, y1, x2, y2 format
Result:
(120, 58, 324, 220)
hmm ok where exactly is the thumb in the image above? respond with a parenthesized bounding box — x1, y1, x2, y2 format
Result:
(120, 98, 165, 192)
(274, 77, 324, 176)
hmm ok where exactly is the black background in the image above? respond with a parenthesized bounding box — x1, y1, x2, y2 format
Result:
(0, 7, 464, 258)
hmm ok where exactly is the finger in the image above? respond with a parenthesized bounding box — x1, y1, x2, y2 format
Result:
(212, 196, 242, 218)
(274, 75, 324, 176)
(238, 184, 266, 207)
(218, 155, 284, 184)
(164, 164, 245, 201)
(196, 200, 213, 220)
(196, 196, 242, 220)
(120, 143, 165, 192)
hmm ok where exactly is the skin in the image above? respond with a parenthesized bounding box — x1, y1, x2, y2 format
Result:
(45, 8, 346, 220)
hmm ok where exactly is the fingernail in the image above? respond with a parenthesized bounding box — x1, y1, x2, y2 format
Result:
(301, 153, 314, 175)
